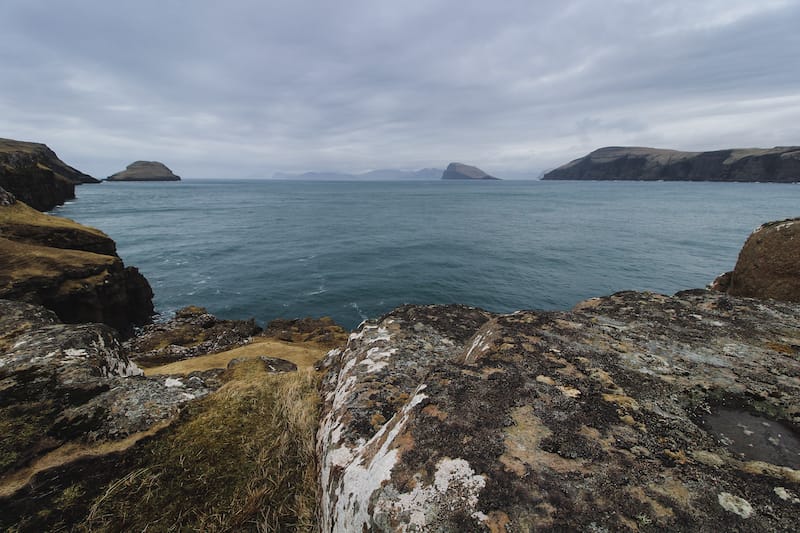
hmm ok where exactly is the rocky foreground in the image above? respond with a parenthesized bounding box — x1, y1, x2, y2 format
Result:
(543, 146, 800, 182)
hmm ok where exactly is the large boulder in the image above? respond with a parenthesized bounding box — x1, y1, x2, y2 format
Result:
(318, 294, 800, 531)
(722, 218, 800, 302)
(106, 161, 181, 181)
(0, 138, 98, 211)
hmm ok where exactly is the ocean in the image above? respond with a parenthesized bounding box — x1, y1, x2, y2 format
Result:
(55, 180, 798, 329)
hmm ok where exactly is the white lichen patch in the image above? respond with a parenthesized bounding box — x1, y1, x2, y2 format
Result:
(774, 486, 800, 504)
(718, 492, 754, 518)
(374, 457, 486, 530)
(64, 348, 87, 357)
(164, 378, 184, 388)
(367, 327, 391, 344)
(464, 329, 494, 363)
(322, 386, 428, 532)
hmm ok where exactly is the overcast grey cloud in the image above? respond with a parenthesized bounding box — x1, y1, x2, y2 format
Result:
(1, 0, 798, 178)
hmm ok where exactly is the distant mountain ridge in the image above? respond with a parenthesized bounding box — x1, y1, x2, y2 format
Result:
(542, 146, 800, 182)
(273, 168, 442, 181)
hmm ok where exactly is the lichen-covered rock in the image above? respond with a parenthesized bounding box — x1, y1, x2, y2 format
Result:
(318, 293, 800, 531)
(724, 218, 800, 302)
(0, 300, 214, 478)
(127, 306, 261, 366)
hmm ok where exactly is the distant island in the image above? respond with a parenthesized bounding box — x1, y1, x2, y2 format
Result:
(441, 162, 500, 180)
(542, 146, 800, 182)
(107, 161, 181, 182)
(273, 168, 442, 181)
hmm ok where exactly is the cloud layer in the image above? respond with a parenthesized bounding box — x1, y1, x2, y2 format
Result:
(2, 0, 798, 178)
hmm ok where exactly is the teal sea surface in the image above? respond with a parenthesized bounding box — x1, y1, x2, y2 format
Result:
(56, 180, 799, 329)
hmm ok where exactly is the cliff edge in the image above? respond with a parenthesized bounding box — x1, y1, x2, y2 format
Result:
(0, 187, 153, 334)
(543, 146, 800, 182)
(0, 138, 99, 211)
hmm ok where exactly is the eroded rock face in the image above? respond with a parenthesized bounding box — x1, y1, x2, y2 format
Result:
(318, 293, 800, 531)
(0, 201, 154, 334)
(724, 218, 800, 302)
(0, 138, 99, 211)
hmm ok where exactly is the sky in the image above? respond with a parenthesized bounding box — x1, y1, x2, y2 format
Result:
(1, 0, 799, 179)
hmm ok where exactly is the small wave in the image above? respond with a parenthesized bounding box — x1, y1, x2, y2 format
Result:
(349, 302, 368, 320)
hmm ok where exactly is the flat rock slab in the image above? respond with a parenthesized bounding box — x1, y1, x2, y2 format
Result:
(317, 292, 800, 532)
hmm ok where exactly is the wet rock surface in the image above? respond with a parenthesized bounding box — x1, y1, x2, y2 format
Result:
(318, 293, 800, 531)
(723, 218, 800, 302)
(127, 305, 262, 366)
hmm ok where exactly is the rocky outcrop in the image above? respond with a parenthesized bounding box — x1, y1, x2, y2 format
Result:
(265, 316, 350, 347)
(0, 138, 99, 211)
(318, 293, 800, 531)
(0, 198, 153, 335)
(442, 162, 500, 180)
(126, 306, 261, 366)
(0, 300, 215, 477)
(106, 161, 181, 181)
(712, 218, 800, 302)
(543, 146, 800, 182)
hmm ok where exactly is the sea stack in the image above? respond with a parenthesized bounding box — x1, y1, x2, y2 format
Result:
(107, 161, 181, 181)
(441, 162, 500, 180)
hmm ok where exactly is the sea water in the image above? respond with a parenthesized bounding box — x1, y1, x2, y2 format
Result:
(55, 180, 798, 329)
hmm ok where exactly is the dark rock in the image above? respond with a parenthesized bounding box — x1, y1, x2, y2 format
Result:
(106, 161, 181, 181)
(127, 306, 262, 365)
(724, 218, 800, 302)
(543, 146, 800, 182)
(265, 316, 349, 347)
(0, 138, 99, 211)
(441, 162, 500, 180)
(226, 356, 298, 373)
(0, 187, 14, 206)
(318, 292, 800, 531)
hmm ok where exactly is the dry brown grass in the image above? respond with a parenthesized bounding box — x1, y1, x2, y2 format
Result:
(143, 339, 329, 375)
(83, 361, 321, 532)
(0, 201, 106, 237)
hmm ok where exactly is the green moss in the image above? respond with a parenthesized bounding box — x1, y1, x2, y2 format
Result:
(0, 401, 58, 475)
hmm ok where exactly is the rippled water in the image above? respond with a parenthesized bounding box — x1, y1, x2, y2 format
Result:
(55, 180, 799, 328)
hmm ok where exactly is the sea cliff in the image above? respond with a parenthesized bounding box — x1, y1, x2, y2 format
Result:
(543, 146, 800, 182)
(0, 138, 99, 211)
